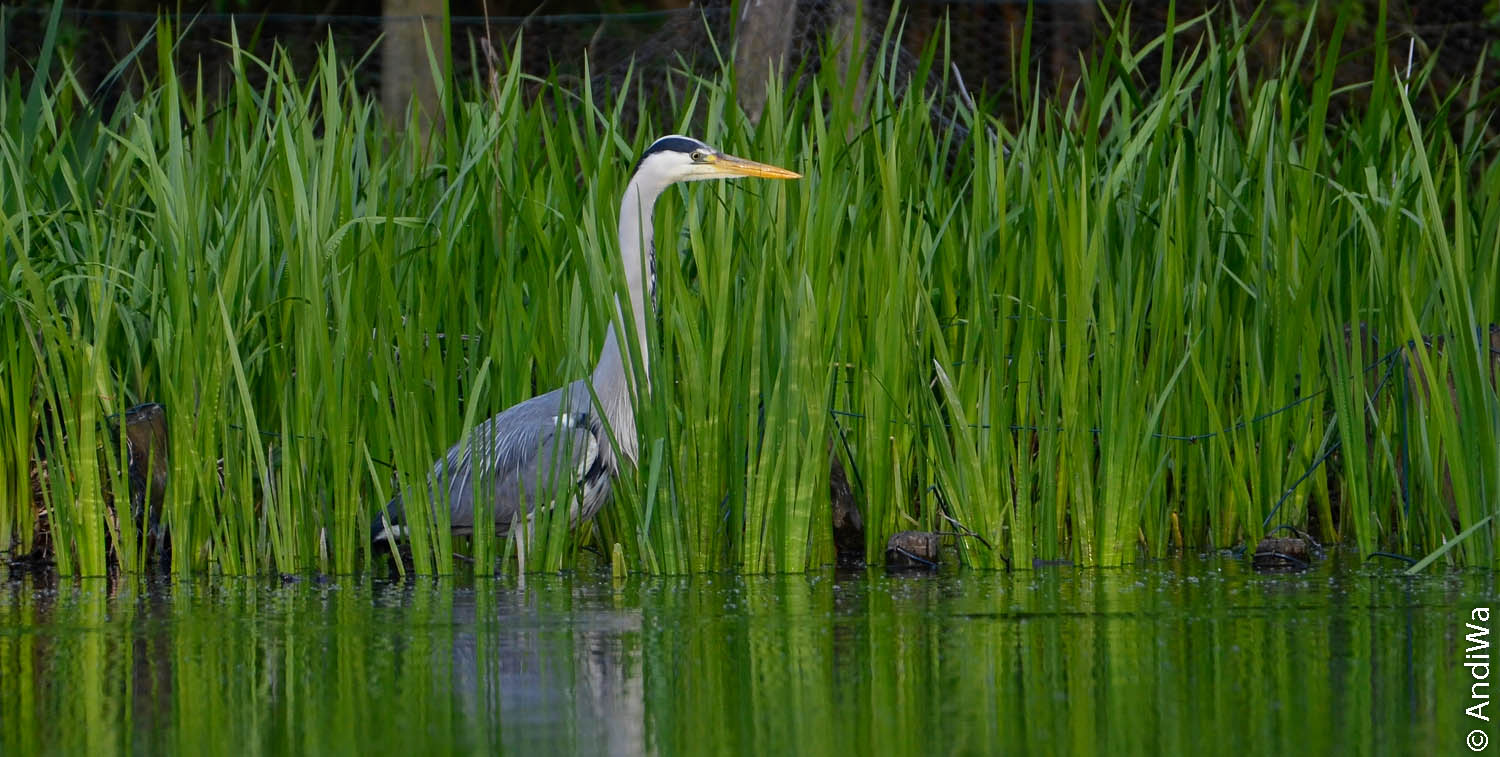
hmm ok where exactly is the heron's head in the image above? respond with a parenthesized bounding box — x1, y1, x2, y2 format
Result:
(631, 135, 801, 190)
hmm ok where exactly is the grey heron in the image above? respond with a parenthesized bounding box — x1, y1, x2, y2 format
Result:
(374, 135, 801, 547)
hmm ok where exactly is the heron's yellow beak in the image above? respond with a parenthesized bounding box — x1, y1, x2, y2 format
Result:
(711, 153, 802, 180)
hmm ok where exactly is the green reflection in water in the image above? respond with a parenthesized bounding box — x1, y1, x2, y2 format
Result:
(0, 559, 1492, 755)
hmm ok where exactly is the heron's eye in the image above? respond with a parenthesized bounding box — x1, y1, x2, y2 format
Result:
(690, 150, 707, 163)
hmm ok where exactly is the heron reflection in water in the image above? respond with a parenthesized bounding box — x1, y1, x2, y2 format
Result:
(375, 136, 801, 545)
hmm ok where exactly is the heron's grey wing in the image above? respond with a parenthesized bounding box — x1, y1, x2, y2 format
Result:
(434, 386, 610, 533)
(502, 414, 611, 529)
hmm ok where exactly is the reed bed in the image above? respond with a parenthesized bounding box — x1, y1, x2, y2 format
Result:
(1, 7, 1496, 576)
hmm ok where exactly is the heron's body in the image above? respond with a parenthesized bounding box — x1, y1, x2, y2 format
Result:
(375, 136, 799, 545)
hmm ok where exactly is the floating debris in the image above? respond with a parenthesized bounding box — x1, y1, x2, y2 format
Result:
(885, 531, 941, 569)
(1253, 529, 1323, 571)
(1031, 558, 1075, 568)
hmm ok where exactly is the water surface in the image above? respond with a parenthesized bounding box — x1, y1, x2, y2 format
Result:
(1, 557, 1492, 755)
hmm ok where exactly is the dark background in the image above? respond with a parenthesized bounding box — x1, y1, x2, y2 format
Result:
(4, 1, 1498, 133)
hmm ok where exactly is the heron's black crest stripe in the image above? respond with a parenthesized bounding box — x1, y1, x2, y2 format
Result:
(633, 136, 710, 173)
(648, 241, 658, 311)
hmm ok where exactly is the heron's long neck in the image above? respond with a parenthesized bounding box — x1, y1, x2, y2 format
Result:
(592, 175, 662, 464)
